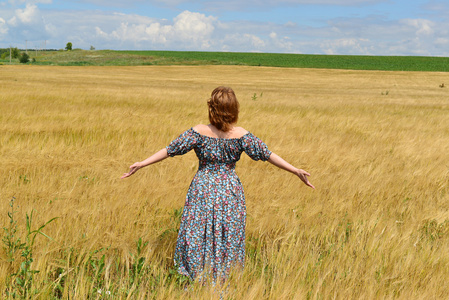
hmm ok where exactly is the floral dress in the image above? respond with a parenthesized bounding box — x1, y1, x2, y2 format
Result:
(166, 128, 272, 282)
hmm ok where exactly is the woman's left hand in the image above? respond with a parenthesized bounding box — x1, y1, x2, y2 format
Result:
(121, 162, 142, 179)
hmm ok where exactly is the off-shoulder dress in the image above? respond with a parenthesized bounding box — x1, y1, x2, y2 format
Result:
(166, 128, 271, 282)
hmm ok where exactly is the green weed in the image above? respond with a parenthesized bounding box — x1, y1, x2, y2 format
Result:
(2, 197, 58, 298)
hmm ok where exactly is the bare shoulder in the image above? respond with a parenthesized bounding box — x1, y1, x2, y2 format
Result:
(192, 124, 209, 134)
(233, 126, 249, 137)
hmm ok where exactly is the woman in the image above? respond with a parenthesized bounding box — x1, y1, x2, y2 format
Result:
(121, 86, 314, 283)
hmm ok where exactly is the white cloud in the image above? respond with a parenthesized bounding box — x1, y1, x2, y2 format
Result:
(321, 38, 371, 55)
(0, 17, 8, 37)
(5, 3, 49, 41)
(246, 34, 265, 48)
(13, 3, 39, 23)
(172, 11, 216, 43)
(92, 11, 216, 50)
(400, 19, 434, 36)
(267, 31, 295, 52)
(284, 21, 297, 28)
(303, 15, 449, 56)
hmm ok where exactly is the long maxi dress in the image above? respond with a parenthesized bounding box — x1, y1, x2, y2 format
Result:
(166, 128, 272, 282)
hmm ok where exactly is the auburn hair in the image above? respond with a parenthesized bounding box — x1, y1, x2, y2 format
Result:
(208, 86, 239, 132)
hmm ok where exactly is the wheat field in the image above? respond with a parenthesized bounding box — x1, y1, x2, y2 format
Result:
(1, 65, 449, 299)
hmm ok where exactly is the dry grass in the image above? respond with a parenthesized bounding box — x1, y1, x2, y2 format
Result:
(1, 65, 449, 299)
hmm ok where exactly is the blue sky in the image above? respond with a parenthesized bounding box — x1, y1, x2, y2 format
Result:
(1, 0, 448, 56)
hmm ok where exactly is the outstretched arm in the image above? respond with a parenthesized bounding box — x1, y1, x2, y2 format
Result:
(121, 148, 169, 179)
(267, 152, 315, 189)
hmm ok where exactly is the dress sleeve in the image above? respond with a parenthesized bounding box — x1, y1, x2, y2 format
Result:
(166, 128, 202, 157)
(240, 133, 272, 161)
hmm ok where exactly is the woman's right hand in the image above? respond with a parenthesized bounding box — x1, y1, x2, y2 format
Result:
(121, 162, 143, 179)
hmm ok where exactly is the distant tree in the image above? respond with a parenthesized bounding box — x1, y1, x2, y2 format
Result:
(19, 53, 29, 63)
(65, 42, 72, 51)
(90, 45, 95, 51)
(11, 47, 20, 59)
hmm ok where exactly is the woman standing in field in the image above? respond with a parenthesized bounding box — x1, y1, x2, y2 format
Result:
(121, 86, 314, 283)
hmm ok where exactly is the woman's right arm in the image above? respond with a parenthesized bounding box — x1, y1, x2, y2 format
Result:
(121, 148, 169, 179)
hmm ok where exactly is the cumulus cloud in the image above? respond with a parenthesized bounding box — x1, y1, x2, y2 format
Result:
(0, 18, 8, 37)
(321, 38, 372, 55)
(172, 11, 215, 44)
(310, 15, 448, 55)
(93, 11, 216, 50)
(267, 31, 295, 52)
(5, 3, 49, 41)
(400, 19, 434, 36)
(9, 3, 39, 24)
(219, 33, 265, 52)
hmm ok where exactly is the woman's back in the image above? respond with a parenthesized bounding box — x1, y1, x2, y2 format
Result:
(193, 124, 248, 139)
(166, 126, 272, 167)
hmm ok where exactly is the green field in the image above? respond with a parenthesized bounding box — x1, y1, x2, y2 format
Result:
(1, 49, 449, 71)
(123, 50, 449, 71)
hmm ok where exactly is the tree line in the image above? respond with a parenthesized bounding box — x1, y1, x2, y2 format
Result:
(0, 47, 58, 63)
(0, 43, 92, 64)
(0, 47, 29, 63)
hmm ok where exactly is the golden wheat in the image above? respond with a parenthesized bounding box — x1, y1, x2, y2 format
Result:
(1, 65, 448, 299)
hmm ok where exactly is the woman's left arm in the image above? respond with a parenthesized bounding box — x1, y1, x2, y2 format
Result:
(267, 152, 315, 189)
